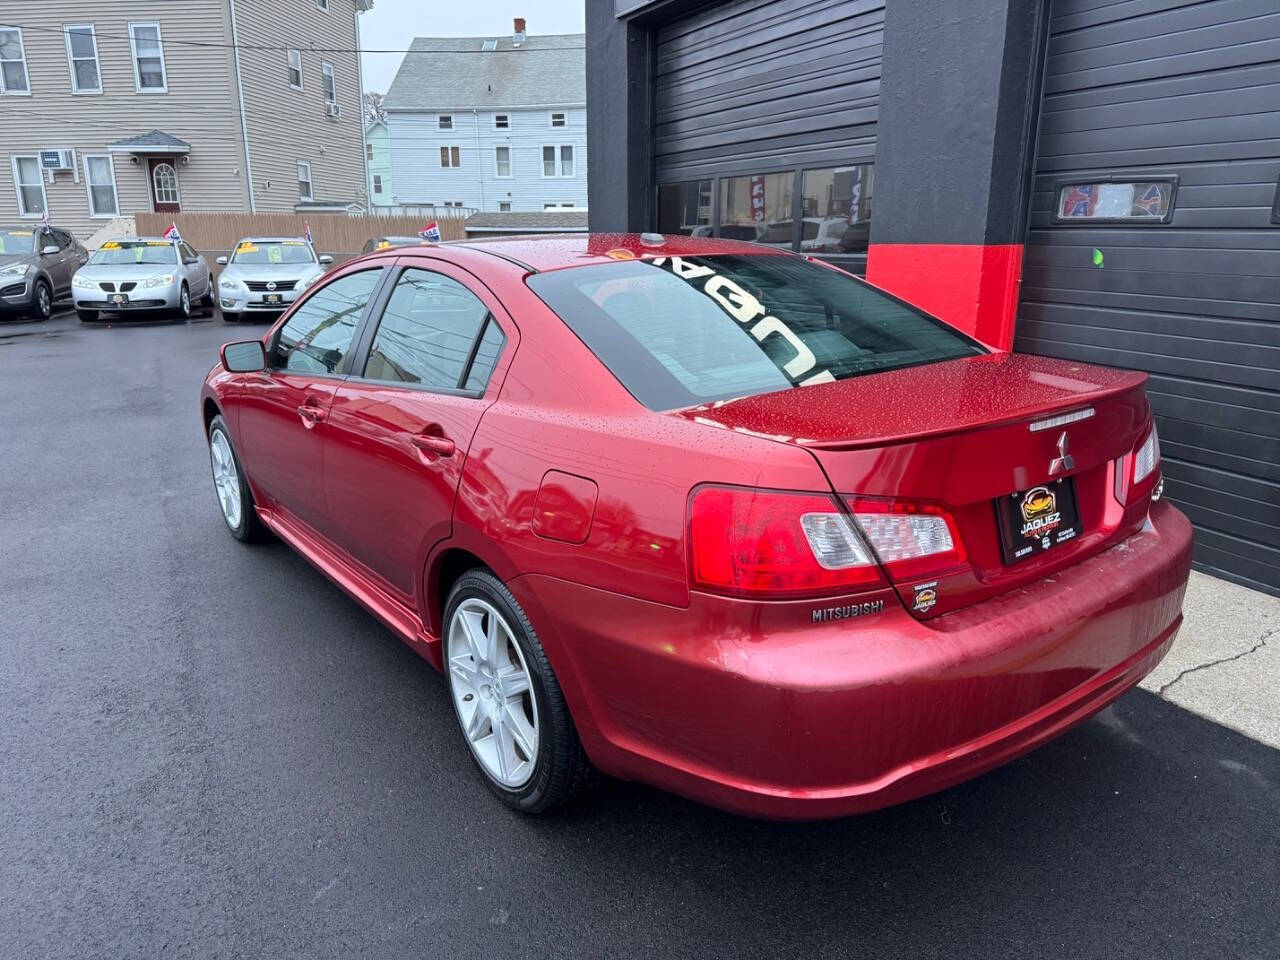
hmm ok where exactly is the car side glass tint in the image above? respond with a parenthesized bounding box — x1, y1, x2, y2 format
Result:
(276, 269, 382, 374)
(364, 268, 492, 390)
(463, 317, 505, 392)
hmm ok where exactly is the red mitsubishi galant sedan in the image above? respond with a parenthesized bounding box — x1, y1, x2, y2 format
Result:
(200, 234, 1191, 819)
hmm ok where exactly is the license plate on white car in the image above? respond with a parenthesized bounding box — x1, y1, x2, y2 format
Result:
(265, 293, 282, 304)
(110, 293, 128, 305)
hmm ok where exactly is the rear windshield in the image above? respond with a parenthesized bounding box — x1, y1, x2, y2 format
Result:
(90, 241, 178, 266)
(526, 254, 984, 410)
(231, 240, 316, 265)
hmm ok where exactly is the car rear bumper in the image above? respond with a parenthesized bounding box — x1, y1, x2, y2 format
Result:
(509, 499, 1192, 819)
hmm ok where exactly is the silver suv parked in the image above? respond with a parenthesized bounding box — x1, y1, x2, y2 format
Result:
(0, 225, 89, 320)
(72, 238, 213, 322)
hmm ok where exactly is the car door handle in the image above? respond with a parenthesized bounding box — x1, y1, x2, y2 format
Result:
(297, 403, 326, 428)
(410, 433, 455, 458)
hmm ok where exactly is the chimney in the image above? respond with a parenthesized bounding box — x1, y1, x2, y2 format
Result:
(513, 18, 526, 45)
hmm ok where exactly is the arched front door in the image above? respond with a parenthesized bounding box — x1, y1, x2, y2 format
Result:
(148, 158, 181, 212)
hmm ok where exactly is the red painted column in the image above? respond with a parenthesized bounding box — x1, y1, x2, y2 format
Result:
(865, 244, 1025, 351)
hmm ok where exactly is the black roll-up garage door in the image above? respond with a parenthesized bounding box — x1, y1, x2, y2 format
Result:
(1017, 0, 1280, 594)
(653, 0, 884, 183)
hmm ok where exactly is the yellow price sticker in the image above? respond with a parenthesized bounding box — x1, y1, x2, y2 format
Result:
(376, 241, 391, 250)
(101, 241, 121, 249)
(146, 240, 171, 246)
(8, 230, 32, 237)
(236, 242, 259, 254)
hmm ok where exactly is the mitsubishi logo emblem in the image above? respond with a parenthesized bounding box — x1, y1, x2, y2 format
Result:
(1049, 431, 1074, 476)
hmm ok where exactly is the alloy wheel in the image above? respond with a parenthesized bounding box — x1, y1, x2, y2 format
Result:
(209, 429, 242, 529)
(447, 598, 540, 788)
(36, 283, 51, 318)
(180, 286, 191, 317)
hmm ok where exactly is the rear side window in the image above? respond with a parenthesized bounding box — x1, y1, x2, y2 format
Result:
(275, 268, 382, 374)
(527, 254, 983, 410)
(363, 268, 495, 391)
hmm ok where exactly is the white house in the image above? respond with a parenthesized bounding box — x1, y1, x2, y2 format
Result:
(382, 21, 586, 213)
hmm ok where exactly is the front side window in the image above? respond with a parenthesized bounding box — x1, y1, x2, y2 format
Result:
(321, 62, 336, 104)
(364, 268, 498, 391)
(84, 155, 118, 217)
(656, 180, 713, 237)
(0, 27, 29, 94)
(65, 25, 102, 93)
(438, 114, 453, 130)
(718, 172, 793, 247)
(288, 49, 303, 89)
(129, 22, 167, 92)
(527, 255, 983, 410)
(90, 240, 178, 265)
(440, 146, 460, 168)
(297, 161, 313, 201)
(1055, 180, 1174, 222)
(800, 163, 874, 257)
(495, 146, 511, 178)
(11, 155, 46, 215)
(275, 269, 382, 374)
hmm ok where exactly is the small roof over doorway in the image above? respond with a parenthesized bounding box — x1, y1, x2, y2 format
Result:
(106, 130, 192, 155)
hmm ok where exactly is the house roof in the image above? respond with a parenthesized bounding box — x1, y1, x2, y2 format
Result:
(464, 210, 589, 233)
(107, 130, 191, 154)
(384, 33, 585, 112)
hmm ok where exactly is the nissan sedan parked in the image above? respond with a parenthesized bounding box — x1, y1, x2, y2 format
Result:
(216, 236, 332, 323)
(200, 234, 1191, 819)
(73, 238, 213, 322)
(0, 225, 88, 320)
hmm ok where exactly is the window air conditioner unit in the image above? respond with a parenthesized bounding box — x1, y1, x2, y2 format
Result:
(40, 149, 76, 172)
(326, 102, 341, 119)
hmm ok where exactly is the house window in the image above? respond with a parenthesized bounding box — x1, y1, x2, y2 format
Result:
(316, 0, 329, 10)
(438, 115, 453, 130)
(442, 201, 463, 208)
(0, 27, 30, 94)
(544, 146, 574, 178)
(11, 155, 46, 216)
(152, 162, 180, 206)
(365, 142, 374, 161)
(481, 39, 498, 52)
(550, 112, 566, 128)
(1054, 180, 1175, 223)
(321, 61, 336, 104)
(65, 25, 102, 94)
(440, 146, 460, 168)
(544, 202, 576, 209)
(288, 49, 303, 89)
(129, 22, 167, 92)
(83, 154, 119, 217)
(494, 114, 509, 129)
(499, 201, 511, 212)
(373, 175, 383, 194)
(495, 146, 511, 178)
(560, 146, 574, 178)
(298, 161, 313, 201)
(542, 146, 555, 178)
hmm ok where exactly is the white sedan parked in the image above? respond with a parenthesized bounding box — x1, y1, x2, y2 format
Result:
(216, 237, 331, 323)
(72, 238, 213, 322)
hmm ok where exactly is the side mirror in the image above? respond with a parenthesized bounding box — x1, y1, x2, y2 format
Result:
(41, 245, 59, 255)
(319, 255, 333, 265)
(184, 257, 199, 265)
(216, 256, 228, 265)
(221, 340, 266, 373)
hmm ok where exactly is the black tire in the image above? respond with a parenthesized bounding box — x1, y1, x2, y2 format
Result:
(443, 569, 594, 814)
(76, 308, 99, 323)
(207, 414, 268, 543)
(177, 283, 192, 320)
(221, 310, 240, 324)
(201, 275, 215, 307)
(31, 279, 52, 320)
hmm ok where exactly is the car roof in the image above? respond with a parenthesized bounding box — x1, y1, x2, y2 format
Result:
(446, 232, 791, 273)
(238, 236, 309, 243)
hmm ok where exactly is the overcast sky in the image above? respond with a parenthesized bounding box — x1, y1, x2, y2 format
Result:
(359, 0, 586, 94)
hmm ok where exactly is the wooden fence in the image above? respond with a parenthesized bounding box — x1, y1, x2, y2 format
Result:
(133, 212, 466, 261)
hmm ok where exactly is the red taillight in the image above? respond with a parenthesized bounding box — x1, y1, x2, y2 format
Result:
(844, 498, 968, 582)
(689, 486, 883, 598)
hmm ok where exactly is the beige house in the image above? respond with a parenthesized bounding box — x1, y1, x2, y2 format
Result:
(0, 1, 372, 239)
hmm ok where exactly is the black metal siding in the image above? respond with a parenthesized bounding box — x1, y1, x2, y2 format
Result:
(1016, 0, 1280, 593)
(653, 0, 884, 182)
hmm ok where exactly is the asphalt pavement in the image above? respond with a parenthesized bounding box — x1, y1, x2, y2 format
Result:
(2, 307, 1277, 959)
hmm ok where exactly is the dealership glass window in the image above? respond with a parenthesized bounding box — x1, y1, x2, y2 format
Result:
(495, 146, 511, 178)
(11, 155, 45, 216)
(288, 49, 303, 89)
(718, 172, 794, 247)
(0, 27, 29, 94)
(656, 181, 712, 236)
(129, 22, 167, 92)
(65, 25, 102, 94)
(364, 268, 493, 390)
(84, 154, 119, 217)
(799, 163, 875, 259)
(276, 269, 382, 374)
(1054, 180, 1174, 222)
